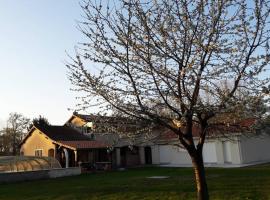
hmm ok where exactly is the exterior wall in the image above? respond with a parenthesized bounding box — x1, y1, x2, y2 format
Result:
(154, 137, 243, 166)
(69, 116, 86, 127)
(156, 134, 270, 166)
(20, 129, 55, 157)
(239, 134, 270, 164)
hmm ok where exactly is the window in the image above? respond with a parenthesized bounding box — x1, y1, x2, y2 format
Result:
(35, 149, 43, 157)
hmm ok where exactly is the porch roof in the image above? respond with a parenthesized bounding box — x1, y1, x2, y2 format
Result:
(56, 140, 110, 150)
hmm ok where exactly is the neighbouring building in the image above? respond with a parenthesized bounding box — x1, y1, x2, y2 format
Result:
(20, 123, 112, 168)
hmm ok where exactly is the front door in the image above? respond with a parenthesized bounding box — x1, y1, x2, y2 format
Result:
(144, 146, 152, 164)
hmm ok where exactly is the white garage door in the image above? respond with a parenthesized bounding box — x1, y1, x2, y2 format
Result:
(203, 142, 217, 163)
(159, 145, 172, 164)
(170, 146, 192, 165)
(159, 145, 192, 165)
(223, 141, 232, 163)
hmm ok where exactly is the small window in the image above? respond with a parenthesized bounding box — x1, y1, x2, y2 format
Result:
(35, 149, 43, 157)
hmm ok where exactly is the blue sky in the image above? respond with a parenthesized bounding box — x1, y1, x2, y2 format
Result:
(0, 1, 83, 127)
(0, 1, 269, 128)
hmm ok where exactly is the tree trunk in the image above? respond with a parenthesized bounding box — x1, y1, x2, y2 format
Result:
(191, 153, 209, 200)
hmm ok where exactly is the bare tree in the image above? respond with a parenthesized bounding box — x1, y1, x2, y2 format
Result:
(0, 113, 30, 155)
(67, 0, 270, 199)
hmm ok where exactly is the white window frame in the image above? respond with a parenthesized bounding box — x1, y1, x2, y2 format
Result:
(35, 149, 43, 157)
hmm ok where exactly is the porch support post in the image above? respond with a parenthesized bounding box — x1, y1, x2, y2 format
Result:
(116, 148, 121, 167)
(63, 148, 69, 168)
(74, 150, 77, 166)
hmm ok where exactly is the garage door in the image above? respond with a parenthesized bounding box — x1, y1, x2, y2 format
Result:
(203, 142, 217, 163)
(170, 147, 192, 165)
(159, 145, 172, 164)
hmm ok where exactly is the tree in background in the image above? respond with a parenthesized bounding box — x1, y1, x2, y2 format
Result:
(67, 0, 270, 199)
(0, 113, 30, 155)
(32, 115, 50, 127)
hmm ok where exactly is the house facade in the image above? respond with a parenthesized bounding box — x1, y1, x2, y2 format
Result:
(20, 112, 270, 169)
(65, 113, 153, 167)
(20, 124, 112, 168)
(65, 113, 270, 167)
(151, 127, 270, 167)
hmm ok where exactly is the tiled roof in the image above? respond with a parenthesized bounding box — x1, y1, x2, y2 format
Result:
(72, 113, 150, 133)
(57, 140, 109, 149)
(207, 118, 256, 136)
(31, 124, 110, 149)
(238, 118, 256, 127)
(157, 118, 257, 141)
(73, 113, 150, 127)
(35, 124, 92, 141)
(158, 130, 178, 140)
(73, 113, 131, 124)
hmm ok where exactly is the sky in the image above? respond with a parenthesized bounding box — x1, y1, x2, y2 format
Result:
(0, 1, 269, 129)
(0, 1, 84, 127)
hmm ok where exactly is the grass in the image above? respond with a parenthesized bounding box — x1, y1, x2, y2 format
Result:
(1, 165, 270, 200)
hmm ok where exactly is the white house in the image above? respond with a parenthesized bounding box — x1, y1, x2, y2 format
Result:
(149, 121, 270, 167)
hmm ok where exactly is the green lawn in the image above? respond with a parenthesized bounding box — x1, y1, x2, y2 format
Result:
(1, 165, 270, 200)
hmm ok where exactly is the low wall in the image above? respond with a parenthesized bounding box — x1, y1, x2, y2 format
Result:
(0, 167, 81, 184)
(48, 167, 81, 178)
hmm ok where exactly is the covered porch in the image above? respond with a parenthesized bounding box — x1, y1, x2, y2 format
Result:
(53, 140, 112, 169)
(113, 146, 153, 168)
